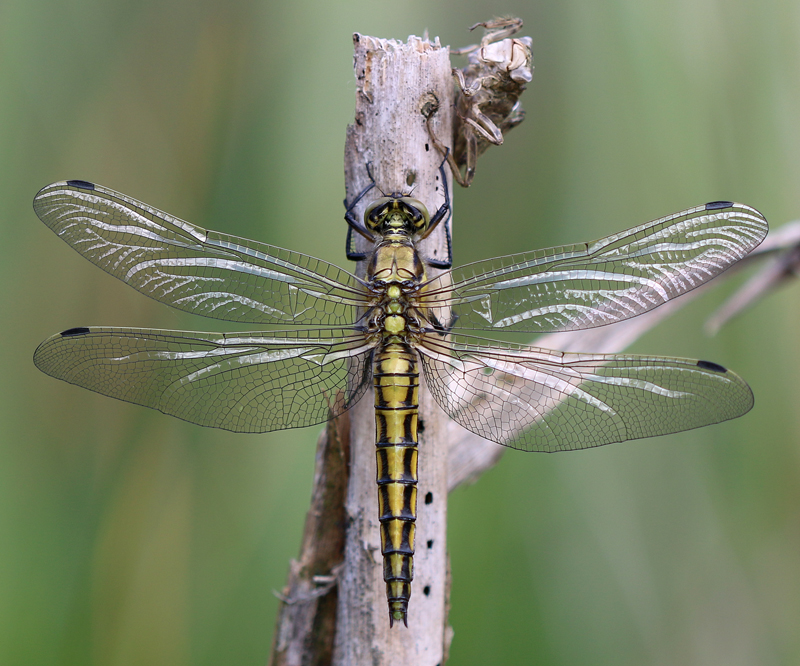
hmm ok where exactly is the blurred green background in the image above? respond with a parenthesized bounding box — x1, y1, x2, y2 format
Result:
(2, 0, 799, 664)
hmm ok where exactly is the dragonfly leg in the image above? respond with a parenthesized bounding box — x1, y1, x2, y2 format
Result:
(419, 153, 453, 269)
(345, 163, 378, 261)
(426, 310, 459, 335)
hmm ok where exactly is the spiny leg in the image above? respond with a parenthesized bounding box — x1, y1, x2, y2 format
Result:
(418, 153, 453, 269)
(345, 163, 377, 261)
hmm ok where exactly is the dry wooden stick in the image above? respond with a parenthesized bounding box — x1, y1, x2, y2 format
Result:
(335, 33, 454, 665)
(269, 413, 350, 666)
(269, 32, 455, 666)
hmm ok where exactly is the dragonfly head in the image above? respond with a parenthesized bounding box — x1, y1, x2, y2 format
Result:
(364, 195, 431, 237)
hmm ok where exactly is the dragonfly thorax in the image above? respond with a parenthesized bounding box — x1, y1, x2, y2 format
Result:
(366, 232, 427, 290)
(364, 195, 431, 236)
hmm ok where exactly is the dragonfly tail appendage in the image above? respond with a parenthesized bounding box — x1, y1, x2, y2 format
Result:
(374, 342, 419, 628)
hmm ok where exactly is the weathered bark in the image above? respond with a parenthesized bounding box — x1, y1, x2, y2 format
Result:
(268, 31, 455, 666)
(334, 33, 454, 666)
(268, 414, 350, 666)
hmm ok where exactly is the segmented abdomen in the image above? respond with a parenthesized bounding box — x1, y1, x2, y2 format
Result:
(373, 340, 419, 627)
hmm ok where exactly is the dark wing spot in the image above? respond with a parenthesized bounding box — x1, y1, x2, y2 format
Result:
(61, 327, 91, 337)
(424, 492, 433, 504)
(705, 201, 733, 210)
(697, 360, 727, 373)
(66, 180, 96, 190)
(423, 586, 431, 596)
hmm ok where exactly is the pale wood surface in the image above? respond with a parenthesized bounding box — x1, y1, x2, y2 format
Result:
(333, 33, 454, 666)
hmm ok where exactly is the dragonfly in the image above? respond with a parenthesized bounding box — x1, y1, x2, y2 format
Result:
(33, 164, 767, 626)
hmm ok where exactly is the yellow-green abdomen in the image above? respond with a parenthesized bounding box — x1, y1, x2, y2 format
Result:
(374, 341, 419, 627)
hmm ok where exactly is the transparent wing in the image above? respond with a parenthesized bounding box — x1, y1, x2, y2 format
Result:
(34, 326, 374, 432)
(33, 181, 368, 326)
(421, 202, 767, 332)
(418, 334, 753, 452)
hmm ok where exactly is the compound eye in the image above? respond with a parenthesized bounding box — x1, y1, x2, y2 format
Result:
(399, 197, 430, 232)
(364, 197, 393, 230)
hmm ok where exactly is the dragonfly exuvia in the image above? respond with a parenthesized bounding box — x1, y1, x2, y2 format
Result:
(33, 162, 767, 626)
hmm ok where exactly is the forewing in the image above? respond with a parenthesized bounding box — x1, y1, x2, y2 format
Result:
(418, 334, 753, 452)
(34, 326, 374, 432)
(33, 181, 367, 326)
(422, 202, 767, 332)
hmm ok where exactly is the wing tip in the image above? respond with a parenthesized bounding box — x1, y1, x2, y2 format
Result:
(704, 199, 768, 231)
(33, 180, 97, 214)
(695, 359, 756, 419)
(700, 200, 769, 255)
